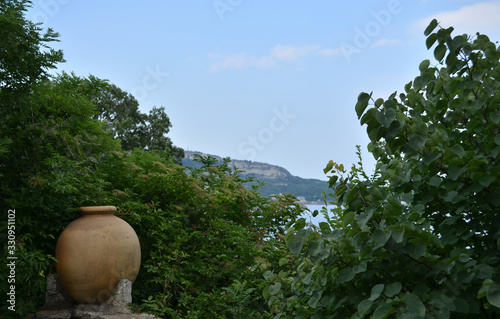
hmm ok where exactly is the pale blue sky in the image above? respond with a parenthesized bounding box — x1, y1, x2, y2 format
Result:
(28, 0, 500, 180)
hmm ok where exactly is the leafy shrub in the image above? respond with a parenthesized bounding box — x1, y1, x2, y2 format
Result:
(265, 21, 500, 318)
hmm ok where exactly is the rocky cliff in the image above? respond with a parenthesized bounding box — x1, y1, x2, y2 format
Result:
(183, 151, 328, 203)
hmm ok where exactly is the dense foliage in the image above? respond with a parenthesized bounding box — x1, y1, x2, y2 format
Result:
(264, 21, 500, 318)
(2, 2, 500, 318)
(91, 81, 184, 160)
(0, 1, 304, 318)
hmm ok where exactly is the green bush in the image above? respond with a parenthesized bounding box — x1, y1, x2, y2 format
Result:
(265, 21, 500, 318)
(0, 3, 306, 317)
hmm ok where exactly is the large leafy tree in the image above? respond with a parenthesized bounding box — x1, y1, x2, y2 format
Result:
(91, 82, 184, 159)
(0, 2, 297, 318)
(265, 21, 500, 318)
(0, 2, 182, 316)
(0, 0, 63, 91)
(0, 0, 64, 169)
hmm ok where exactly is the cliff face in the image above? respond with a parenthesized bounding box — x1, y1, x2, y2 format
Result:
(183, 151, 328, 203)
(184, 151, 291, 179)
(229, 160, 291, 179)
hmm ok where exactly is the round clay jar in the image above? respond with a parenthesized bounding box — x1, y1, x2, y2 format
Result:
(55, 206, 141, 303)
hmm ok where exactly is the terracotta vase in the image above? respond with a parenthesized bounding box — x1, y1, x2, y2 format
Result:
(55, 206, 141, 303)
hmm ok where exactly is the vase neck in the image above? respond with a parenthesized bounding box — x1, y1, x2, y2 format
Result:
(79, 206, 117, 215)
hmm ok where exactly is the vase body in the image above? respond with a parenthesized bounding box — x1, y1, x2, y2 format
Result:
(55, 206, 141, 303)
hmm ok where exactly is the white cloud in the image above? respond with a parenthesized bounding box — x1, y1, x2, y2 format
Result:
(370, 38, 401, 48)
(317, 48, 344, 57)
(270, 44, 321, 62)
(208, 44, 321, 72)
(208, 53, 276, 72)
(414, 1, 500, 39)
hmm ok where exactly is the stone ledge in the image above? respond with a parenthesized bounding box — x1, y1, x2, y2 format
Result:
(35, 310, 157, 319)
(34, 274, 159, 319)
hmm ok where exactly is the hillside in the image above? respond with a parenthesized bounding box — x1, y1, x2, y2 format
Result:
(183, 151, 329, 203)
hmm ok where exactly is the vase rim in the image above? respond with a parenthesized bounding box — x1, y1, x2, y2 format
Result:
(79, 206, 117, 215)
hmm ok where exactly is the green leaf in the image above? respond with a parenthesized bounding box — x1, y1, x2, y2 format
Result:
(324, 160, 334, 174)
(454, 297, 470, 313)
(354, 207, 374, 229)
(448, 166, 465, 181)
(369, 284, 385, 301)
(269, 282, 281, 295)
(407, 242, 427, 259)
(480, 176, 496, 187)
(373, 229, 390, 248)
(458, 253, 470, 263)
(328, 175, 338, 188)
(478, 279, 493, 299)
(338, 268, 355, 283)
(308, 240, 324, 257)
(262, 285, 270, 300)
(303, 270, 315, 285)
(343, 211, 355, 227)
(319, 222, 331, 235)
(279, 257, 288, 267)
(423, 151, 440, 165)
(384, 282, 402, 298)
(361, 108, 377, 126)
(487, 285, 500, 308)
(295, 218, 306, 230)
(376, 109, 396, 128)
(373, 303, 393, 319)
(406, 294, 426, 318)
(308, 291, 322, 308)
(424, 19, 439, 36)
(429, 176, 442, 187)
(495, 135, 500, 146)
(419, 59, 430, 72)
(426, 33, 439, 49)
(434, 43, 447, 61)
(375, 98, 384, 107)
(357, 299, 373, 315)
(288, 237, 304, 256)
(385, 109, 397, 126)
(391, 229, 404, 243)
(336, 184, 348, 197)
(490, 110, 500, 125)
(450, 144, 465, 158)
(353, 261, 367, 274)
(356, 92, 372, 119)
(409, 135, 427, 150)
